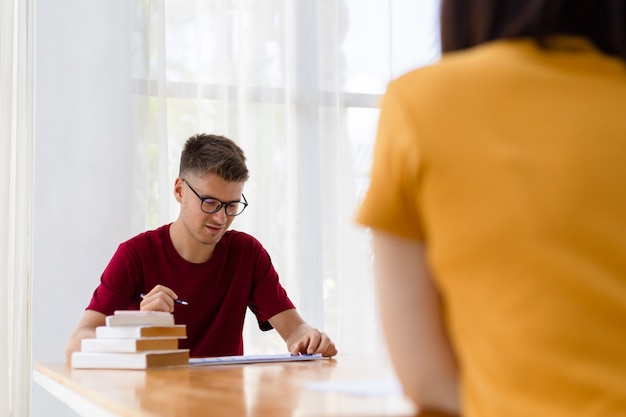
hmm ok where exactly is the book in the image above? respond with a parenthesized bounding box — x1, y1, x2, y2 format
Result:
(105, 310, 175, 327)
(95, 325, 187, 339)
(80, 337, 180, 353)
(188, 353, 325, 366)
(71, 349, 190, 369)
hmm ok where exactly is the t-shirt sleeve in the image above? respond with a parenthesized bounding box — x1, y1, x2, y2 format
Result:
(247, 243, 295, 331)
(86, 241, 143, 315)
(356, 78, 425, 241)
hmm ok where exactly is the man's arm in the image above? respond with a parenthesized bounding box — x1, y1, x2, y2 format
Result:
(371, 229, 460, 415)
(268, 309, 337, 357)
(65, 309, 106, 362)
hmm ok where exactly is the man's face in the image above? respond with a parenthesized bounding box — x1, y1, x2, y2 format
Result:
(176, 173, 245, 247)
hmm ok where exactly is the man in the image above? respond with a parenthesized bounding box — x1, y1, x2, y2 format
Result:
(66, 133, 337, 360)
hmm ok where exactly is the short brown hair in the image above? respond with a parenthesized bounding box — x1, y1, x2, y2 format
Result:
(179, 133, 249, 182)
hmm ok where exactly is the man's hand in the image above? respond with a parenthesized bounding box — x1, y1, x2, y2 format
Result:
(140, 284, 180, 313)
(269, 309, 338, 358)
(289, 328, 337, 357)
(65, 310, 106, 362)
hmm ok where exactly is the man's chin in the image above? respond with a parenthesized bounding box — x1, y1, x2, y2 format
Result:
(198, 231, 224, 245)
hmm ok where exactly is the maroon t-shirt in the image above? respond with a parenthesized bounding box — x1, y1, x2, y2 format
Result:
(87, 224, 295, 357)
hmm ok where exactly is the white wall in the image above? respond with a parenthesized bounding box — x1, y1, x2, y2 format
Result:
(31, 0, 133, 415)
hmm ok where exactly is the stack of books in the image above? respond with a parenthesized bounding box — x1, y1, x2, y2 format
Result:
(71, 310, 189, 369)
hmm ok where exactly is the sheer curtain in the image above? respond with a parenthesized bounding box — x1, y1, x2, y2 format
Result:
(0, 0, 35, 415)
(130, 0, 440, 354)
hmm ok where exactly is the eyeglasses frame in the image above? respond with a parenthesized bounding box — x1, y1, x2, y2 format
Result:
(181, 178, 248, 216)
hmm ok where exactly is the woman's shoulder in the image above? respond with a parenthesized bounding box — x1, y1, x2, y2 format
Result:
(392, 36, 611, 90)
(393, 39, 528, 85)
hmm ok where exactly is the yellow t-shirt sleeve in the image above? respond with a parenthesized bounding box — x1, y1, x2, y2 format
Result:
(356, 79, 425, 241)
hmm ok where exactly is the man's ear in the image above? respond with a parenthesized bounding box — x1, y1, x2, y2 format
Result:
(173, 177, 184, 203)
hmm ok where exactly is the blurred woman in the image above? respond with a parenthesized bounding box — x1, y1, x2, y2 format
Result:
(357, 1, 626, 416)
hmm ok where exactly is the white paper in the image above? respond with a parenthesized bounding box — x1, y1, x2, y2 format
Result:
(302, 378, 403, 397)
(188, 353, 324, 366)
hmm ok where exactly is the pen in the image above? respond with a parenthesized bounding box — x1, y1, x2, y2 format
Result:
(140, 293, 189, 306)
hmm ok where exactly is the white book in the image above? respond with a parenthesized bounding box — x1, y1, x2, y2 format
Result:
(95, 325, 187, 339)
(105, 310, 175, 327)
(71, 349, 190, 369)
(81, 337, 180, 353)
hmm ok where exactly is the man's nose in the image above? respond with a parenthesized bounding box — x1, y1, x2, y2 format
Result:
(211, 206, 228, 222)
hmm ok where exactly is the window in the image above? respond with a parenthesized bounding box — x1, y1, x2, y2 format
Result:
(130, 0, 440, 353)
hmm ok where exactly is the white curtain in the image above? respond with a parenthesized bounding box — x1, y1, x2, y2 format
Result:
(0, 0, 35, 415)
(130, 0, 440, 354)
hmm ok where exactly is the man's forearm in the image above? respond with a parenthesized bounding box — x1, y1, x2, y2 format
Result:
(65, 327, 96, 362)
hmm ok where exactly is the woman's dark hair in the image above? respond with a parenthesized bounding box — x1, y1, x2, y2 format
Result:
(440, 0, 626, 61)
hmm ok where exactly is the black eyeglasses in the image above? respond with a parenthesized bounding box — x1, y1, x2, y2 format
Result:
(182, 179, 248, 216)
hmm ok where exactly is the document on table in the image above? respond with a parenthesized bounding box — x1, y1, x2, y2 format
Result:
(189, 353, 324, 366)
(302, 378, 403, 396)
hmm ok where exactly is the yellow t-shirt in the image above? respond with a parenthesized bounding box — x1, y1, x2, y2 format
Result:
(357, 37, 626, 417)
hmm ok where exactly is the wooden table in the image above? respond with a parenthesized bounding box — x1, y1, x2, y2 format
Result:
(34, 353, 425, 417)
